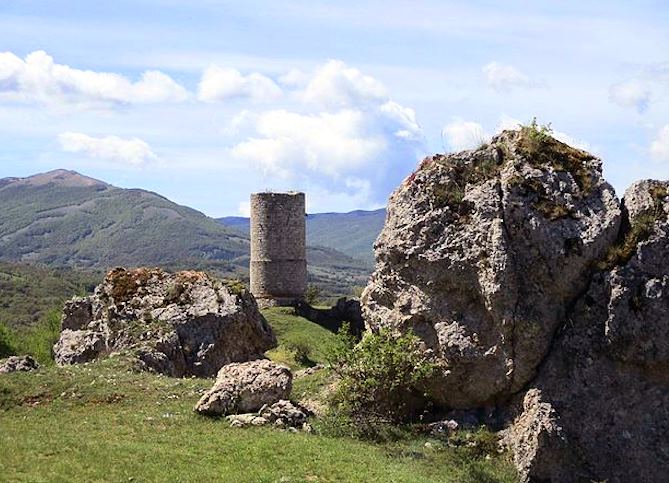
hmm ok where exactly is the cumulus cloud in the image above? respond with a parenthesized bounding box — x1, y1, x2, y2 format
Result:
(301, 59, 388, 107)
(278, 68, 308, 88)
(58, 132, 158, 165)
(442, 116, 591, 153)
(651, 125, 669, 163)
(609, 80, 651, 113)
(441, 120, 487, 151)
(228, 60, 423, 204)
(0, 50, 189, 106)
(483, 62, 536, 92)
(197, 65, 282, 102)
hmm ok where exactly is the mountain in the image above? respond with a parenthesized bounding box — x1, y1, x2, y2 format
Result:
(219, 208, 386, 264)
(0, 170, 370, 296)
(0, 169, 248, 271)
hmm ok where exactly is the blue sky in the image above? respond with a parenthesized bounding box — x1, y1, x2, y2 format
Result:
(1, 0, 668, 216)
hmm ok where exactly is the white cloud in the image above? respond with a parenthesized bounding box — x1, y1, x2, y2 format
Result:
(609, 80, 650, 113)
(278, 68, 308, 88)
(301, 59, 388, 107)
(0, 50, 189, 106)
(197, 65, 282, 102)
(483, 62, 536, 92)
(228, 60, 423, 204)
(650, 125, 669, 163)
(58, 132, 157, 165)
(231, 109, 385, 178)
(442, 115, 592, 153)
(442, 119, 487, 151)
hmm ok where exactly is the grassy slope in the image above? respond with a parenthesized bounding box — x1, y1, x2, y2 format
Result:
(0, 310, 516, 482)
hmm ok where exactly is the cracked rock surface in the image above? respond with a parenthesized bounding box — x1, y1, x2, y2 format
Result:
(363, 130, 621, 408)
(53, 268, 276, 377)
(363, 129, 669, 482)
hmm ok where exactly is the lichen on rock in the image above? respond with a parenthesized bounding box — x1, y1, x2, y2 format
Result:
(362, 127, 669, 481)
(363, 129, 621, 408)
(53, 267, 276, 377)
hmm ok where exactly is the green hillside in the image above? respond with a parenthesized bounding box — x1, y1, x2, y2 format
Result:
(220, 208, 385, 264)
(0, 170, 370, 297)
(0, 262, 99, 330)
(0, 170, 248, 269)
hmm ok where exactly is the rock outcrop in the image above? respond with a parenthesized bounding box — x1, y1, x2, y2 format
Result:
(194, 359, 292, 415)
(363, 127, 669, 482)
(0, 355, 39, 374)
(505, 180, 669, 482)
(53, 268, 276, 377)
(363, 129, 621, 408)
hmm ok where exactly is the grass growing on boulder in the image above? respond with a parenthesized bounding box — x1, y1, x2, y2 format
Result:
(599, 184, 668, 269)
(518, 118, 595, 195)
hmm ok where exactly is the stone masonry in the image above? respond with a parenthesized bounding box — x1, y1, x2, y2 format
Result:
(250, 192, 306, 307)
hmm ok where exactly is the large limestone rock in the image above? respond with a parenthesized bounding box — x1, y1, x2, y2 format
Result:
(53, 268, 276, 377)
(363, 129, 621, 408)
(194, 359, 292, 415)
(506, 180, 669, 482)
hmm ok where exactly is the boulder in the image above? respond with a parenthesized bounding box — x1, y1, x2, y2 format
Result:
(53, 268, 276, 377)
(194, 359, 292, 415)
(505, 180, 669, 482)
(363, 129, 621, 408)
(0, 355, 39, 374)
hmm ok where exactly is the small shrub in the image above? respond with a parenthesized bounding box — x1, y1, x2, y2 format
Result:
(13, 308, 62, 364)
(305, 284, 322, 305)
(164, 282, 186, 304)
(223, 279, 247, 296)
(325, 325, 436, 439)
(285, 340, 315, 367)
(0, 321, 16, 358)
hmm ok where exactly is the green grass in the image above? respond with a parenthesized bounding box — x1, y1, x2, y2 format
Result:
(0, 358, 515, 482)
(0, 308, 516, 482)
(263, 307, 338, 370)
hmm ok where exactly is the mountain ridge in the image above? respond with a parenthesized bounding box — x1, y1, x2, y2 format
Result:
(0, 169, 373, 296)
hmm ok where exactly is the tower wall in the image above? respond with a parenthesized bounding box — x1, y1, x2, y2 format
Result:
(249, 192, 306, 307)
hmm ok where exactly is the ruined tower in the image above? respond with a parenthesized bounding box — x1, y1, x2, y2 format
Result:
(250, 192, 306, 307)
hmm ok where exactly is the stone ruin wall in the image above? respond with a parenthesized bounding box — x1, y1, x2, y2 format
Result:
(249, 192, 306, 307)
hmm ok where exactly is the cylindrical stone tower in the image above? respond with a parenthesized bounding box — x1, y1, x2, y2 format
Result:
(250, 192, 306, 307)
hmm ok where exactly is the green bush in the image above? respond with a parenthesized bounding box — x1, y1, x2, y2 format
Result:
(325, 325, 437, 439)
(13, 308, 62, 364)
(305, 284, 322, 305)
(0, 321, 16, 358)
(285, 340, 315, 367)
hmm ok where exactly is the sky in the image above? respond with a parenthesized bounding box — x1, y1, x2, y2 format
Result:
(0, 0, 668, 217)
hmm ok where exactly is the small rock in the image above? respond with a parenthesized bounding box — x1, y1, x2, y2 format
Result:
(0, 355, 39, 374)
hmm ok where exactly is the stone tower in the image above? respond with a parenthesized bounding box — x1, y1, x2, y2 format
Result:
(250, 192, 306, 307)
